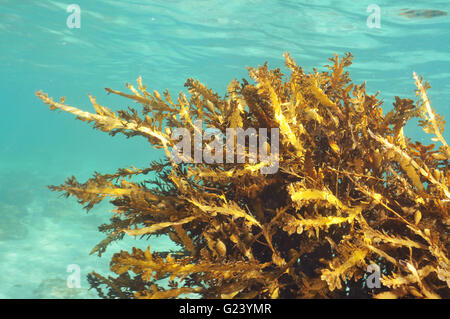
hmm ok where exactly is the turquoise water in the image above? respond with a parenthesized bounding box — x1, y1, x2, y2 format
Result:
(0, 0, 449, 298)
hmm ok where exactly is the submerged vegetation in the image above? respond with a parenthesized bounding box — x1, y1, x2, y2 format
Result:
(399, 8, 448, 19)
(36, 53, 449, 299)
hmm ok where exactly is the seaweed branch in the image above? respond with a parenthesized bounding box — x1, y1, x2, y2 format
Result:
(36, 53, 449, 299)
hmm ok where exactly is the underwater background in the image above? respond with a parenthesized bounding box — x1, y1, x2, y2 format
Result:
(0, 0, 449, 298)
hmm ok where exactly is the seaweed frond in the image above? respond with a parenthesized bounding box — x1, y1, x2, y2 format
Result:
(37, 53, 449, 299)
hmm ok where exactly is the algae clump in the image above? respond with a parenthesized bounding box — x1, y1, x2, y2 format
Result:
(36, 53, 449, 299)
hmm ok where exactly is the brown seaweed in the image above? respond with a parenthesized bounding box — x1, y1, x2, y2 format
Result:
(36, 53, 449, 299)
(399, 9, 448, 19)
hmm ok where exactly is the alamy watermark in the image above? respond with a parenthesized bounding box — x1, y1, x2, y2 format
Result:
(366, 263, 382, 289)
(66, 264, 81, 288)
(367, 4, 381, 29)
(171, 120, 280, 174)
(66, 4, 81, 29)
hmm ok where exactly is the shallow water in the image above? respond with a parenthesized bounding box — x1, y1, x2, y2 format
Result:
(0, 0, 449, 298)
